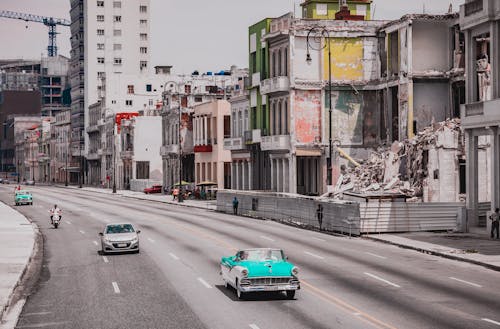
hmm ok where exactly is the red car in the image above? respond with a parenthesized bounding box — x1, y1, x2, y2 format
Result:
(143, 185, 162, 194)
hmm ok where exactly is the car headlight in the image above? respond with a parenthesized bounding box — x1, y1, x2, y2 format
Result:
(241, 268, 248, 277)
(131, 237, 138, 244)
(292, 266, 299, 276)
(104, 237, 111, 243)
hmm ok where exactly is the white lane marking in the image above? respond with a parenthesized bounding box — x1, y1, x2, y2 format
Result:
(66, 221, 72, 225)
(311, 237, 326, 242)
(22, 312, 52, 316)
(147, 237, 155, 243)
(304, 251, 324, 259)
(449, 277, 482, 288)
(353, 312, 362, 316)
(16, 321, 70, 328)
(364, 272, 400, 288)
(365, 252, 387, 259)
(169, 252, 179, 260)
(197, 277, 213, 289)
(260, 235, 275, 242)
(249, 324, 261, 329)
(483, 318, 500, 326)
(112, 281, 120, 293)
(92, 241, 98, 246)
(79, 230, 85, 235)
(102, 256, 109, 263)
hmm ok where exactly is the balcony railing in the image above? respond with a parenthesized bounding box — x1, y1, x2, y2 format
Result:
(465, 102, 484, 116)
(244, 129, 262, 144)
(465, 0, 483, 16)
(260, 76, 290, 95)
(120, 150, 133, 159)
(160, 144, 179, 156)
(261, 135, 291, 151)
(223, 137, 245, 151)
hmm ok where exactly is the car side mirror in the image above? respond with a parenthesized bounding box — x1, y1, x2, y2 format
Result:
(137, 230, 141, 234)
(99, 232, 103, 236)
(285, 256, 289, 261)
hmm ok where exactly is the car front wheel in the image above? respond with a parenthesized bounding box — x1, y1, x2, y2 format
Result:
(286, 290, 295, 299)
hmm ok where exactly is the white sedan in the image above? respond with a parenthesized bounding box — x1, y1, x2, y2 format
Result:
(99, 223, 140, 254)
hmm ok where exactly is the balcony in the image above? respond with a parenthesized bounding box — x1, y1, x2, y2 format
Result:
(160, 144, 179, 156)
(261, 135, 291, 151)
(252, 72, 261, 87)
(464, 102, 484, 117)
(244, 129, 263, 144)
(87, 124, 99, 133)
(87, 152, 100, 161)
(194, 143, 213, 153)
(461, 99, 500, 129)
(223, 137, 245, 151)
(120, 150, 133, 159)
(260, 76, 290, 95)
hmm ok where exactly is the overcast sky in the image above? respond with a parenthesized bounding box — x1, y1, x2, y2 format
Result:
(0, 0, 464, 74)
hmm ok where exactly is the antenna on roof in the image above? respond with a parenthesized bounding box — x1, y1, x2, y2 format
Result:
(448, 3, 453, 14)
(372, 4, 377, 19)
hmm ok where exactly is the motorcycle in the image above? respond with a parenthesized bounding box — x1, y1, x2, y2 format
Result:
(52, 213, 61, 229)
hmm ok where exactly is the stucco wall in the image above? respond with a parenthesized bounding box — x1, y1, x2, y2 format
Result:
(133, 116, 163, 181)
(294, 90, 322, 144)
(414, 82, 449, 131)
(412, 21, 451, 72)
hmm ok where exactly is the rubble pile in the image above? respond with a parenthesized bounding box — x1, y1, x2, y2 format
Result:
(338, 118, 462, 198)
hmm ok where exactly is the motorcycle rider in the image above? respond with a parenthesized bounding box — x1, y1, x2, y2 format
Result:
(49, 204, 62, 225)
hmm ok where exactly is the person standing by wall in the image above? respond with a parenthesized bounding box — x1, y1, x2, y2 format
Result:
(316, 204, 324, 230)
(490, 208, 500, 239)
(232, 196, 239, 215)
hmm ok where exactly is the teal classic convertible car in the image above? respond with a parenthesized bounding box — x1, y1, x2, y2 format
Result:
(220, 248, 300, 299)
(15, 190, 33, 206)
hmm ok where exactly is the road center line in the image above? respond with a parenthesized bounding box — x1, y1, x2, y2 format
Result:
(483, 318, 500, 326)
(449, 277, 482, 288)
(79, 230, 85, 235)
(304, 251, 324, 259)
(260, 235, 275, 242)
(365, 252, 387, 259)
(22, 312, 52, 316)
(112, 281, 120, 294)
(102, 256, 109, 263)
(92, 241, 98, 246)
(249, 324, 261, 329)
(147, 237, 155, 243)
(364, 272, 400, 288)
(197, 277, 213, 289)
(169, 252, 179, 260)
(66, 221, 72, 225)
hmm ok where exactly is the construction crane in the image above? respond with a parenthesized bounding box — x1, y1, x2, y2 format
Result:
(0, 10, 71, 57)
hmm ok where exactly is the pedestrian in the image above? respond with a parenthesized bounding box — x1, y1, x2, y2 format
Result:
(172, 188, 179, 201)
(316, 204, 324, 230)
(490, 208, 500, 239)
(232, 196, 239, 215)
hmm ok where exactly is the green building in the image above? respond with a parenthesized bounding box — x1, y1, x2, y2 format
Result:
(301, 0, 372, 20)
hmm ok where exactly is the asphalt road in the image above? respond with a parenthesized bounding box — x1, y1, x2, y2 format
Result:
(1, 185, 500, 329)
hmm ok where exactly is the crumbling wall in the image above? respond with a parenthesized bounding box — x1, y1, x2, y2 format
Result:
(362, 91, 381, 147)
(326, 37, 364, 81)
(330, 90, 363, 145)
(413, 82, 449, 131)
(294, 90, 321, 144)
(412, 21, 451, 72)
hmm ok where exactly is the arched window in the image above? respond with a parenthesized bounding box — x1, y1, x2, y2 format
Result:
(284, 100, 288, 134)
(284, 47, 288, 76)
(277, 100, 282, 135)
(277, 49, 282, 76)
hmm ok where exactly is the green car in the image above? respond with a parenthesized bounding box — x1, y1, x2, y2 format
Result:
(220, 248, 300, 299)
(15, 190, 33, 206)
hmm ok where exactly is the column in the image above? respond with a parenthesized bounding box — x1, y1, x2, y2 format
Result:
(466, 130, 479, 229)
(277, 159, 283, 192)
(203, 116, 208, 145)
(491, 128, 500, 212)
(491, 21, 499, 99)
(271, 158, 276, 192)
(282, 158, 287, 193)
(242, 161, 246, 190)
(248, 161, 252, 191)
(231, 163, 235, 189)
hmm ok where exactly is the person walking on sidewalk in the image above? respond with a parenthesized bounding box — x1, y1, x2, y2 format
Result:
(232, 197, 239, 215)
(490, 208, 500, 239)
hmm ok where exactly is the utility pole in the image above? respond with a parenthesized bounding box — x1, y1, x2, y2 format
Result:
(178, 104, 183, 203)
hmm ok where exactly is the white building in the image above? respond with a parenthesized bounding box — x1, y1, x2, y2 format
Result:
(69, 0, 151, 178)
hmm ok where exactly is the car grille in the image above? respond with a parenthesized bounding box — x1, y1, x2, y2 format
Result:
(112, 242, 131, 248)
(248, 277, 292, 285)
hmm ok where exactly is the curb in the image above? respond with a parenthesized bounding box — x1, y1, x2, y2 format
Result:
(0, 202, 40, 328)
(364, 235, 500, 272)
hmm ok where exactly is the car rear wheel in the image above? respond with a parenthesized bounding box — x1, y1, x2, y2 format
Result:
(286, 290, 295, 299)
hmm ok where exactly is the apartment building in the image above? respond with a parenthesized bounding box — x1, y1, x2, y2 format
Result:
(69, 0, 151, 180)
(460, 0, 500, 230)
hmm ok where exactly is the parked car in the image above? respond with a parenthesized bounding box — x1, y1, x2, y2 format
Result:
(25, 180, 35, 186)
(3, 179, 10, 184)
(15, 190, 33, 206)
(0, 178, 3, 184)
(220, 248, 300, 300)
(143, 185, 162, 194)
(99, 223, 140, 254)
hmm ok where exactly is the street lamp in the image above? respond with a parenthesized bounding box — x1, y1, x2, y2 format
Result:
(65, 145, 68, 186)
(79, 140, 83, 188)
(112, 126, 116, 194)
(306, 27, 333, 187)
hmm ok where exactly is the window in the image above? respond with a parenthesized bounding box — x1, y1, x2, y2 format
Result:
(97, 1, 104, 7)
(113, 1, 121, 8)
(250, 52, 257, 74)
(97, 57, 104, 64)
(140, 33, 148, 41)
(146, 84, 152, 92)
(97, 15, 104, 22)
(316, 3, 327, 16)
(97, 43, 105, 50)
(125, 100, 133, 106)
(140, 5, 147, 13)
(127, 85, 134, 94)
(136, 161, 150, 179)
(111, 100, 116, 104)
(140, 19, 147, 26)
(114, 16, 121, 22)
(148, 99, 153, 106)
(195, 96, 203, 103)
(113, 29, 122, 36)
(97, 72, 105, 78)
(140, 61, 147, 69)
(114, 58, 122, 65)
(140, 47, 148, 54)
(97, 29, 104, 36)
(113, 43, 122, 50)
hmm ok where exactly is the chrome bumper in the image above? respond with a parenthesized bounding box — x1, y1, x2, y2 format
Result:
(102, 241, 139, 252)
(240, 283, 300, 292)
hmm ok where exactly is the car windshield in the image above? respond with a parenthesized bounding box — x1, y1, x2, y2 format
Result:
(16, 191, 30, 195)
(237, 249, 284, 262)
(106, 224, 135, 234)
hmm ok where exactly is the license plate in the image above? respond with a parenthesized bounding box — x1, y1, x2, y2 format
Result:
(117, 243, 127, 247)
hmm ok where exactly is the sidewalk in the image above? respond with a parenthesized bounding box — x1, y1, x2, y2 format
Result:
(365, 231, 500, 271)
(61, 185, 217, 211)
(0, 201, 35, 326)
